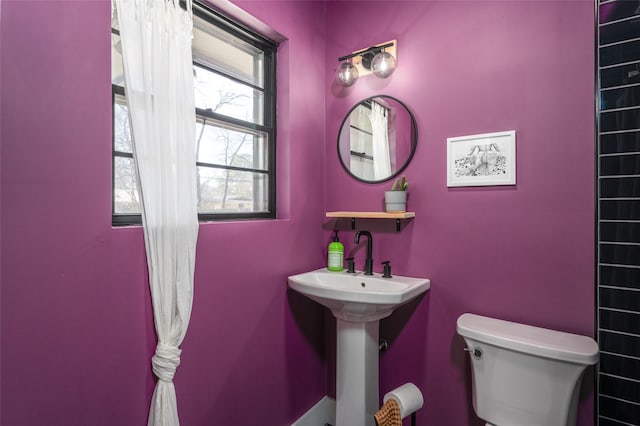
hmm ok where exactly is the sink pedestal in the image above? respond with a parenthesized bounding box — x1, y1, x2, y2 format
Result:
(287, 269, 430, 426)
(336, 319, 379, 426)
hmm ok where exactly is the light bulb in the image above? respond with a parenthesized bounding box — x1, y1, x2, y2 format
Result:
(337, 61, 359, 87)
(371, 51, 396, 79)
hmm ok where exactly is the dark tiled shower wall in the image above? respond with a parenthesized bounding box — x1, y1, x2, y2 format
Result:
(598, 1, 640, 425)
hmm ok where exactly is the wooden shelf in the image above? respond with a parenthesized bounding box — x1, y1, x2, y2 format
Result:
(326, 211, 415, 219)
(326, 211, 415, 231)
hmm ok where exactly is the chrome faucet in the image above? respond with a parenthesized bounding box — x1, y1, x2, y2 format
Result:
(354, 230, 373, 275)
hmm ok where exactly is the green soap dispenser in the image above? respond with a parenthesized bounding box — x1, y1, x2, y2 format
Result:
(327, 230, 344, 272)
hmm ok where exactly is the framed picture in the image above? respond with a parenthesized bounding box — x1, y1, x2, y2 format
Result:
(446, 130, 516, 187)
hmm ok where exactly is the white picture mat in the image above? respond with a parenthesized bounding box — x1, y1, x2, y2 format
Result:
(446, 130, 516, 187)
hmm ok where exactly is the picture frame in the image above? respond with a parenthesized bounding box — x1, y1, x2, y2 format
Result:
(446, 130, 516, 187)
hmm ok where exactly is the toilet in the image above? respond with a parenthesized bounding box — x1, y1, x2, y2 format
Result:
(456, 313, 599, 426)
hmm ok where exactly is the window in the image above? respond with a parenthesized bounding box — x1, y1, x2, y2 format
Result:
(111, 1, 277, 225)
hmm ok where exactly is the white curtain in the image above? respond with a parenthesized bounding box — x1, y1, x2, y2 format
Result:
(114, 1, 199, 425)
(350, 105, 374, 180)
(370, 101, 392, 180)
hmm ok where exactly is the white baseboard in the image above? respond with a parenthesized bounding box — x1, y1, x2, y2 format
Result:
(290, 396, 336, 426)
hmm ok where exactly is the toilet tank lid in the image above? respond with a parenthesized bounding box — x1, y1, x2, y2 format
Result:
(457, 313, 599, 365)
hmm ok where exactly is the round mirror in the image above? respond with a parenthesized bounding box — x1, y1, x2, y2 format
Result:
(337, 95, 417, 183)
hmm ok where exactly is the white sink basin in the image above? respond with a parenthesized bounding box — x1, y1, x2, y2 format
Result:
(288, 268, 430, 321)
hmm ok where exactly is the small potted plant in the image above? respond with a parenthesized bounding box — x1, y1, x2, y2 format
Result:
(385, 175, 408, 212)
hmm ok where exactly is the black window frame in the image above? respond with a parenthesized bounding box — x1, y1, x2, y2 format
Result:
(112, 0, 277, 226)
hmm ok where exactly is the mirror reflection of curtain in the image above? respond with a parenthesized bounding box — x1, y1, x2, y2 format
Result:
(370, 101, 391, 180)
(350, 104, 374, 180)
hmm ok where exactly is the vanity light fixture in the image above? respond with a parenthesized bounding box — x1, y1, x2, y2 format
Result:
(337, 41, 397, 87)
(337, 58, 359, 87)
(371, 50, 396, 78)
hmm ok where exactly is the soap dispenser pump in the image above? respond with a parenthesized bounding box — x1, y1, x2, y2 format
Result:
(328, 230, 344, 272)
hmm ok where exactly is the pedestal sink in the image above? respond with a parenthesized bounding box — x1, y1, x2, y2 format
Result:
(288, 268, 430, 426)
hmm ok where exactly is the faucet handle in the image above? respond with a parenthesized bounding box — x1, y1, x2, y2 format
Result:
(381, 261, 392, 278)
(346, 257, 356, 273)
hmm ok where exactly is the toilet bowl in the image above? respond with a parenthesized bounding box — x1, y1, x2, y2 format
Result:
(457, 313, 598, 426)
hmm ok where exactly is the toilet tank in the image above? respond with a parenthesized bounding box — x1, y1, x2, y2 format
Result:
(456, 313, 598, 426)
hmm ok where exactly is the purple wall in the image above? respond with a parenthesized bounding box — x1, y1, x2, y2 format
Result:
(324, 1, 595, 425)
(1, 0, 596, 425)
(1, 0, 327, 425)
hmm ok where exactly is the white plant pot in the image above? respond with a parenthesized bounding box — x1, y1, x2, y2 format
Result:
(385, 191, 407, 213)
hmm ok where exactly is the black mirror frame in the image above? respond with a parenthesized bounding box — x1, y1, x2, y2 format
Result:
(337, 95, 418, 184)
